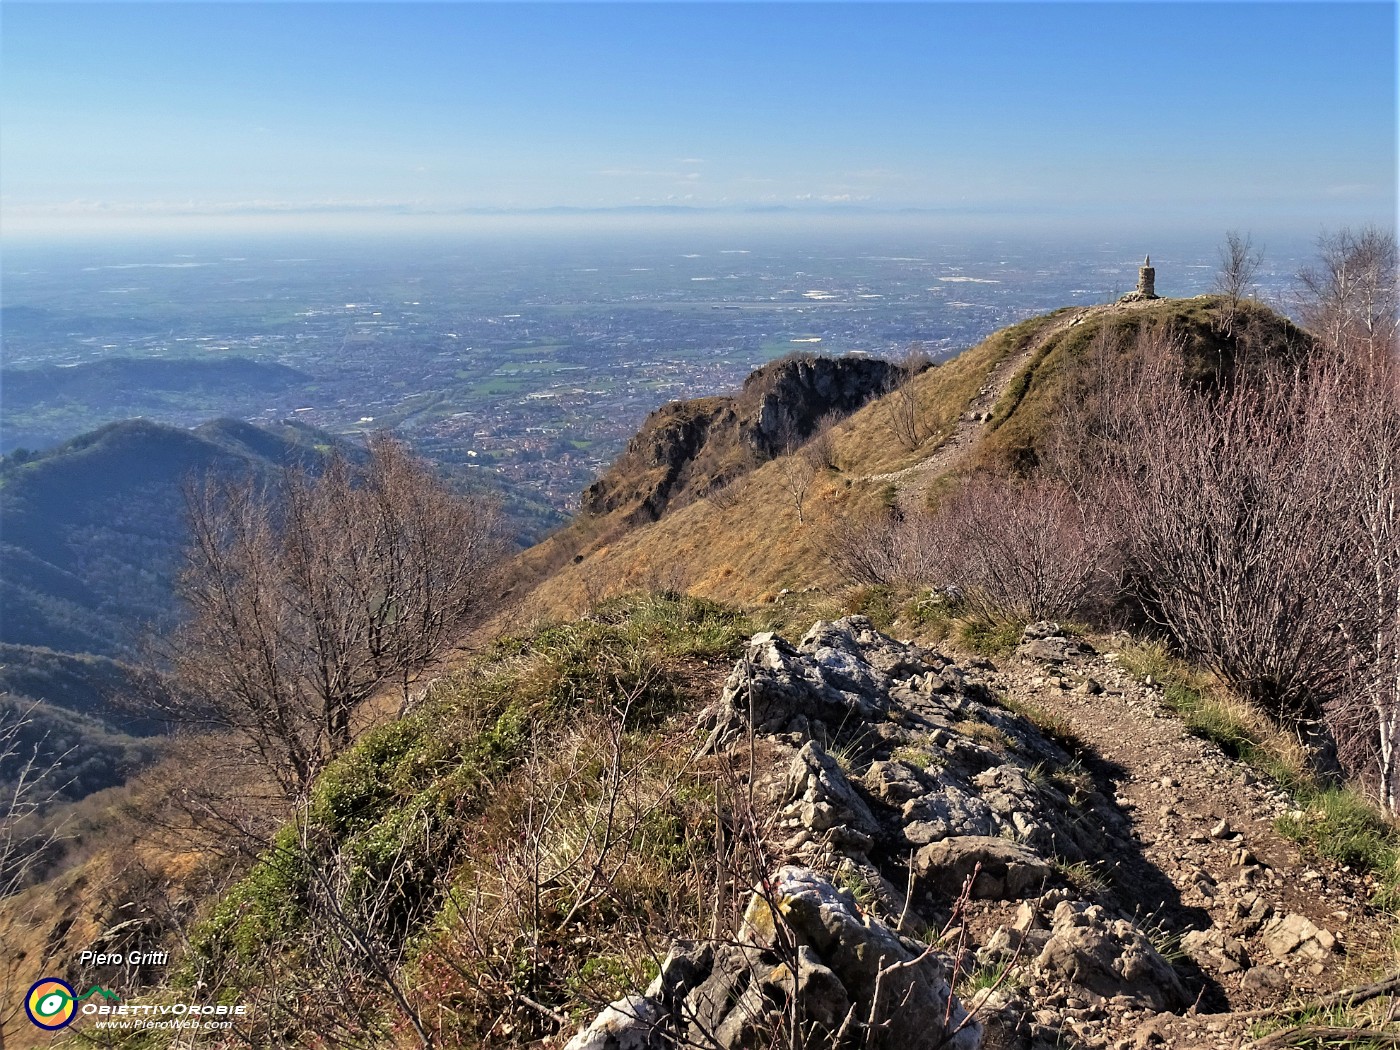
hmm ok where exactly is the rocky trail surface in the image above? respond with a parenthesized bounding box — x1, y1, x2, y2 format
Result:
(562, 618, 1396, 1050)
(975, 626, 1397, 1048)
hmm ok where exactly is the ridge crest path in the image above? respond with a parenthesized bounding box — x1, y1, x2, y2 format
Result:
(866, 297, 1184, 514)
(964, 633, 1396, 1049)
(863, 306, 1091, 512)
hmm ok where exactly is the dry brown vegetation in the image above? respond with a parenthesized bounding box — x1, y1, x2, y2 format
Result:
(175, 594, 763, 1049)
(821, 229, 1399, 819)
(510, 314, 1066, 621)
(158, 434, 506, 799)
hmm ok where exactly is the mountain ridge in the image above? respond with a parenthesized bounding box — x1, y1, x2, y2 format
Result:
(510, 294, 1313, 622)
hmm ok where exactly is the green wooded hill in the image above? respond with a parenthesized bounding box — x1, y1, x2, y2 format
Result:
(0, 418, 336, 796)
(0, 355, 308, 454)
(1, 416, 331, 658)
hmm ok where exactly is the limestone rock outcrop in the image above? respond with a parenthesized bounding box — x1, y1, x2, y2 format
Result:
(566, 866, 982, 1050)
(580, 355, 902, 524)
(566, 618, 1198, 1050)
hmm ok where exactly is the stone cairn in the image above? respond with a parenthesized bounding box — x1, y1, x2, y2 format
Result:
(1118, 255, 1160, 303)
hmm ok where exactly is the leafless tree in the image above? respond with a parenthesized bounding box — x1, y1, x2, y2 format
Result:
(1213, 230, 1264, 335)
(1292, 229, 1400, 803)
(1298, 225, 1399, 360)
(1320, 346, 1400, 813)
(882, 346, 930, 452)
(0, 704, 68, 896)
(776, 450, 817, 525)
(161, 434, 505, 799)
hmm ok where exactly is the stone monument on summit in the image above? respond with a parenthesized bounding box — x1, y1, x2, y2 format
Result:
(1119, 255, 1160, 303)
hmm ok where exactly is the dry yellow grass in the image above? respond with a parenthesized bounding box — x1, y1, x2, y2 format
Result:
(829, 310, 1066, 476)
(514, 311, 1066, 621)
(513, 296, 1309, 623)
(972, 295, 1312, 473)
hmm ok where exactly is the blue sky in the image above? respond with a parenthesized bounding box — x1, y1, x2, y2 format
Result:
(2, 2, 1395, 239)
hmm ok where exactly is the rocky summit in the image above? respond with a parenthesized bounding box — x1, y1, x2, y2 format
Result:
(579, 354, 901, 525)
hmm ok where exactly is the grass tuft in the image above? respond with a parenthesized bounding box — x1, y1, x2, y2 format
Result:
(1277, 786, 1400, 912)
(956, 617, 1025, 658)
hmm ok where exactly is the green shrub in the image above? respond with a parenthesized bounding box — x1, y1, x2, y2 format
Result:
(956, 617, 1024, 658)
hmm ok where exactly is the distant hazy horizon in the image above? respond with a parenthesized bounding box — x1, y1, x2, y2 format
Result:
(2, 2, 1395, 243)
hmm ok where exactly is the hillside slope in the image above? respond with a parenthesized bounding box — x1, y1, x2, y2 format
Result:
(0, 417, 331, 657)
(24, 604, 1393, 1050)
(0, 419, 335, 802)
(511, 295, 1310, 621)
(7, 294, 1392, 1050)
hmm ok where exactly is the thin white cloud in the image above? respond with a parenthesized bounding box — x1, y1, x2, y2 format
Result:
(1324, 183, 1377, 198)
(8, 197, 429, 216)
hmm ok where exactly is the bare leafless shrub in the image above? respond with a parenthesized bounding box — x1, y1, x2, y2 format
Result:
(0, 704, 69, 895)
(706, 471, 748, 510)
(922, 475, 1114, 622)
(826, 512, 908, 586)
(875, 344, 934, 453)
(1042, 324, 1133, 499)
(883, 376, 923, 452)
(1051, 260, 1400, 806)
(824, 509, 943, 588)
(643, 557, 692, 598)
(579, 563, 612, 611)
(824, 473, 1109, 622)
(1089, 339, 1358, 725)
(801, 410, 842, 472)
(159, 434, 506, 800)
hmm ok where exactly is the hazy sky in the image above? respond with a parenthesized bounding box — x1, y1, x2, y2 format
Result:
(2, 2, 1395, 240)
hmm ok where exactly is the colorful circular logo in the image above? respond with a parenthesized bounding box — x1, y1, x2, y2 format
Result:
(25, 978, 77, 1030)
